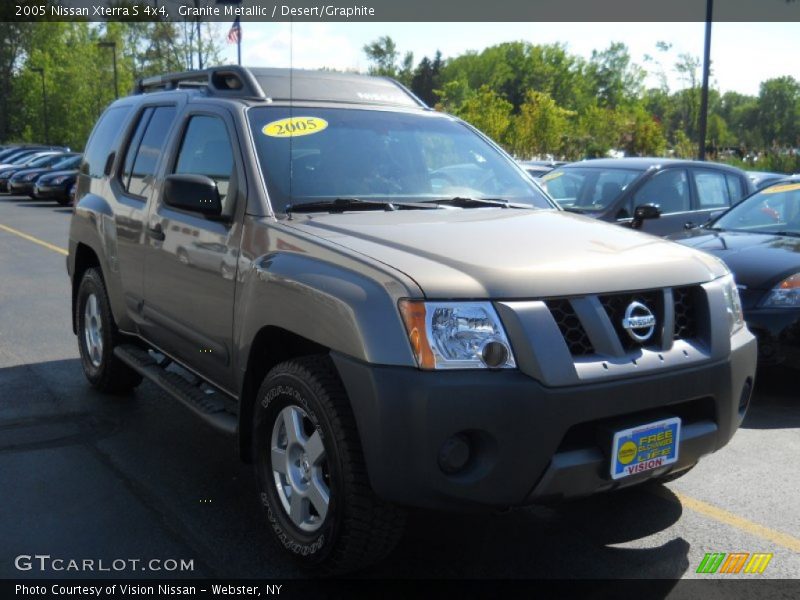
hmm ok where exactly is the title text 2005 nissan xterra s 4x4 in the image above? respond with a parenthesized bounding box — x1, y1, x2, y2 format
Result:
(67, 66, 756, 573)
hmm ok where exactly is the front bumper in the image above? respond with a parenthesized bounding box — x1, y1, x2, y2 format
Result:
(332, 330, 756, 510)
(9, 181, 34, 196)
(745, 307, 800, 369)
(0, 179, 10, 193)
(33, 182, 69, 200)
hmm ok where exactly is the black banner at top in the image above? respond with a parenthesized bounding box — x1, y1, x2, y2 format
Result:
(2, 0, 800, 22)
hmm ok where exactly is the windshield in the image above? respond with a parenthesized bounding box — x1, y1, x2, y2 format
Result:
(51, 155, 80, 170)
(541, 166, 643, 211)
(713, 182, 800, 234)
(247, 107, 553, 213)
(26, 154, 57, 167)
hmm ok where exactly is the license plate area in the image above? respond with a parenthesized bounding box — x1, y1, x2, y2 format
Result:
(610, 417, 681, 480)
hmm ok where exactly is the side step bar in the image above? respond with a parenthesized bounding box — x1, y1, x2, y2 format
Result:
(114, 344, 237, 435)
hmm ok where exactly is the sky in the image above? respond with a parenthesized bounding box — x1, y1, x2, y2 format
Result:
(218, 22, 799, 96)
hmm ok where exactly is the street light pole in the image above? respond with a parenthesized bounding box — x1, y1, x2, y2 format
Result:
(31, 67, 49, 144)
(98, 41, 118, 99)
(698, 0, 713, 161)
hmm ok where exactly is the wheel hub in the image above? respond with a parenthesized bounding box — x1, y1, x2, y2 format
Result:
(270, 405, 330, 532)
(83, 293, 103, 368)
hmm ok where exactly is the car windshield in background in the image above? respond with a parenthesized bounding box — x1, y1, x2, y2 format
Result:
(713, 182, 800, 235)
(541, 167, 643, 212)
(247, 107, 553, 213)
(26, 154, 57, 167)
(51, 155, 80, 170)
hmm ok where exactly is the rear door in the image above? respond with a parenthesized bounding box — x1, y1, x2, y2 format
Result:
(110, 104, 179, 327)
(688, 168, 737, 228)
(141, 106, 244, 392)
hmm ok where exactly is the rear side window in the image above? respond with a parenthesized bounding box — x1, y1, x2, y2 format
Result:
(694, 170, 731, 209)
(725, 174, 745, 203)
(83, 105, 132, 179)
(173, 115, 235, 208)
(122, 106, 177, 198)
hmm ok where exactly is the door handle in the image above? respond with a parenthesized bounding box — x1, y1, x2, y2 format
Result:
(147, 223, 165, 241)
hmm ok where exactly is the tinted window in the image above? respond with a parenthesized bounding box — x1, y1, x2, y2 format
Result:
(174, 115, 235, 207)
(633, 169, 690, 214)
(126, 106, 176, 198)
(51, 155, 81, 170)
(725, 174, 745, 202)
(120, 107, 153, 194)
(694, 170, 731, 209)
(83, 105, 132, 179)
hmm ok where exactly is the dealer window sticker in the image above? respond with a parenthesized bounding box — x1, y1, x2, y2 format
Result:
(762, 182, 800, 194)
(262, 116, 328, 138)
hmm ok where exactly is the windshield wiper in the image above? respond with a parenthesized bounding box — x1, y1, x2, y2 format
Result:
(286, 197, 439, 215)
(767, 231, 800, 238)
(423, 197, 533, 209)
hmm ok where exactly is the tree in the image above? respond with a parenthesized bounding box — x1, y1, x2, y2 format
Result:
(587, 42, 645, 109)
(510, 90, 573, 158)
(757, 76, 800, 148)
(363, 36, 399, 77)
(445, 84, 513, 145)
(410, 51, 443, 106)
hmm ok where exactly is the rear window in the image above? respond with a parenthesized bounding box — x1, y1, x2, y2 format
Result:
(83, 105, 132, 179)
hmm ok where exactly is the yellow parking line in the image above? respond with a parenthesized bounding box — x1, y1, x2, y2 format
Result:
(667, 489, 800, 553)
(0, 223, 68, 256)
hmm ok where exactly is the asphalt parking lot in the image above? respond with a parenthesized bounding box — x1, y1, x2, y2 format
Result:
(1, 193, 798, 584)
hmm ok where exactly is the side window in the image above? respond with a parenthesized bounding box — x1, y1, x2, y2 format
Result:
(633, 169, 690, 214)
(173, 115, 235, 208)
(83, 105, 132, 179)
(694, 170, 731, 209)
(125, 106, 177, 198)
(120, 107, 153, 192)
(725, 174, 745, 203)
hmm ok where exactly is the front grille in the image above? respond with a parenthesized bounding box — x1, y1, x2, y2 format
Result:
(599, 290, 663, 350)
(545, 299, 594, 356)
(673, 286, 699, 340)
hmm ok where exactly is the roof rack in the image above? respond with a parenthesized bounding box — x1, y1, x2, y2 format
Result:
(134, 66, 267, 100)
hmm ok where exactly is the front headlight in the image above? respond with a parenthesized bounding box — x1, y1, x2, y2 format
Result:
(398, 300, 516, 370)
(720, 274, 745, 335)
(24, 173, 37, 181)
(760, 273, 800, 308)
(53, 176, 67, 184)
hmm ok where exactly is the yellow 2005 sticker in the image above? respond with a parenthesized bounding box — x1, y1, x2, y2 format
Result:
(262, 116, 328, 138)
(762, 182, 800, 194)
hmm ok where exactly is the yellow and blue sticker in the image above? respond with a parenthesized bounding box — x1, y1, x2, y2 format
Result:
(262, 116, 328, 138)
(610, 417, 680, 480)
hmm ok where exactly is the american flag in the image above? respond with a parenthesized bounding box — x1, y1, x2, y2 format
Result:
(227, 17, 241, 44)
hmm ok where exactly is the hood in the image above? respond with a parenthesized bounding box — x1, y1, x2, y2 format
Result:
(10, 167, 48, 181)
(286, 208, 728, 298)
(672, 228, 800, 291)
(39, 169, 78, 183)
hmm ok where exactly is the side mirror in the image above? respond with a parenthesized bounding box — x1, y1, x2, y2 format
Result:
(631, 203, 661, 229)
(163, 174, 222, 218)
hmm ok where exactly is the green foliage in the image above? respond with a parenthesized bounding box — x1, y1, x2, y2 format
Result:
(446, 85, 513, 144)
(509, 90, 574, 158)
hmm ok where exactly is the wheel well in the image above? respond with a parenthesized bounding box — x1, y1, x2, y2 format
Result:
(71, 243, 100, 333)
(238, 327, 329, 462)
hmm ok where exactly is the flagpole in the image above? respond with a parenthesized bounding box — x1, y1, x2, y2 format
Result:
(237, 34, 241, 66)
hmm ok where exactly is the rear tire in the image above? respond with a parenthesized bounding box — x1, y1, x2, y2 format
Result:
(76, 268, 142, 393)
(253, 356, 405, 574)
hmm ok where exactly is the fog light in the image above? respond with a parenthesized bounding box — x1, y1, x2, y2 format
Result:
(481, 340, 510, 368)
(438, 434, 470, 474)
(739, 378, 753, 417)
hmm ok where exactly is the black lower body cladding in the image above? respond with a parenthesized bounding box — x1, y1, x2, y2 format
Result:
(331, 335, 757, 511)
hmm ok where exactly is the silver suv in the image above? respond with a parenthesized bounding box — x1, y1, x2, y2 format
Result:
(67, 66, 757, 573)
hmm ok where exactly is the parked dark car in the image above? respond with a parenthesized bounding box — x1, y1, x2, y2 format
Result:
(672, 177, 800, 369)
(519, 160, 567, 179)
(0, 152, 69, 192)
(746, 170, 787, 191)
(0, 145, 69, 167)
(9, 153, 80, 197)
(33, 164, 81, 205)
(541, 158, 754, 235)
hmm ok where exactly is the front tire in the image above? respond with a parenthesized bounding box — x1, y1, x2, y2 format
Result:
(75, 268, 142, 393)
(253, 356, 405, 574)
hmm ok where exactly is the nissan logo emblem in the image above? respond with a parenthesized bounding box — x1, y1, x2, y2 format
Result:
(622, 301, 656, 342)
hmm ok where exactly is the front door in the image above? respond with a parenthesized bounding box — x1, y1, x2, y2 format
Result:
(142, 108, 244, 392)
